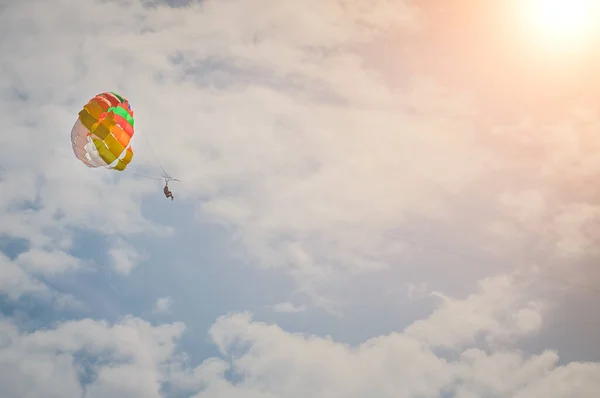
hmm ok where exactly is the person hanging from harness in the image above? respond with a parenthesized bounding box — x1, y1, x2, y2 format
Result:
(163, 182, 174, 201)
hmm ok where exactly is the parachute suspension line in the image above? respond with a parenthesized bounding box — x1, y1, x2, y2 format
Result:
(164, 175, 181, 184)
(138, 128, 181, 185)
(128, 172, 163, 181)
(141, 131, 169, 180)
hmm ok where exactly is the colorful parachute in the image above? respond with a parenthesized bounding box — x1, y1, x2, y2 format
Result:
(71, 92, 134, 171)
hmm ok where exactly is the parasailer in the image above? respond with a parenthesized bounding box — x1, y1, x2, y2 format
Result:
(71, 92, 134, 171)
(163, 182, 174, 201)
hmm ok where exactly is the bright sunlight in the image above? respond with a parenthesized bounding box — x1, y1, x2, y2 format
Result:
(520, 0, 598, 50)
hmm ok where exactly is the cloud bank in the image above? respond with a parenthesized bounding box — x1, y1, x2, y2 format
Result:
(1, 0, 599, 396)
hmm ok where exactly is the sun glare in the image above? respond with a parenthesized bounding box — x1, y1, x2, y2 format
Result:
(521, 0, 598, 49)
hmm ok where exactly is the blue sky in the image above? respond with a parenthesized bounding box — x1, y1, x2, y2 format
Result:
(1, 0, 600, 397)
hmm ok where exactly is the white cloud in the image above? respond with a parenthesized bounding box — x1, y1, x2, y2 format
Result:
(404, 275, 543, 350)
(154, 296, 174, 313)
(267, 301, 306, 314)
(0, 252, 46, 300)
(0, 315, 185, 398)
(109, 238, 143, 275)
(406, 282, 430, 301)
(184, 279, 598, 398)
(0, 251, 84, 310)
(0, 274, 598, 398)
(15, 248, 80, 276)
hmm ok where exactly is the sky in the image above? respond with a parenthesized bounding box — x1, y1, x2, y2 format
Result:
(1, 0, 600, 396)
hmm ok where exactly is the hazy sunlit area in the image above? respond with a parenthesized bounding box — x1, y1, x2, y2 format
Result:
(1, 0, 600, 396)
(523, 0, 597, 41)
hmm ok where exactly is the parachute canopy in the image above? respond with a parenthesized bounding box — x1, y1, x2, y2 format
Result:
(71, 92, 134, 171)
